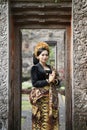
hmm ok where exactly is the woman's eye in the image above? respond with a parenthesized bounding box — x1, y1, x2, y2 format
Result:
(42, 54, 48, 56)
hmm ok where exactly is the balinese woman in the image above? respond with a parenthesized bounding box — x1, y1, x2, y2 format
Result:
(30, 42, 60, 130)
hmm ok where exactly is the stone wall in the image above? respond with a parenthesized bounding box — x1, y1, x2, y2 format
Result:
(0, 1, 9, 130)
(73, 0, 87, 129)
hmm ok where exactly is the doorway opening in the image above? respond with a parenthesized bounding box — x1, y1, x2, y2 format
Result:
(21, 29, 66, 130)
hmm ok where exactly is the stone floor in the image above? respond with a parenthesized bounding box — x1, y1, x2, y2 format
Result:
(59, 94, 65, 130)
(21, 110, 32, 130)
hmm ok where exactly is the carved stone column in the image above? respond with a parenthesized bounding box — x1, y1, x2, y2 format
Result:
(0, 1, 9, 130)
(73, 0, 87, 130)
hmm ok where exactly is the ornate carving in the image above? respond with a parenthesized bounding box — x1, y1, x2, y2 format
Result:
(0, 1, 9, 130)
(73, 0, 87, 129)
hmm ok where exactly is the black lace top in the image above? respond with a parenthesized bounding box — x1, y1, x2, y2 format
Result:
(31, 63, 52, 88)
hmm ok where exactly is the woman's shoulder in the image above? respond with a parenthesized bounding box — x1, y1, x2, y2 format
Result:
(31, 63, 39, 71)
(31, 65, 37, 69)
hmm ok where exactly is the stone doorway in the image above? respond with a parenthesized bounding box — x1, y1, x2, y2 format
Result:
(1, 1, 87, 130)
(9, 1, 72, 130)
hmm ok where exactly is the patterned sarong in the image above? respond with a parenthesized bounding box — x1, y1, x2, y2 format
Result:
(30, 85, 59, 130)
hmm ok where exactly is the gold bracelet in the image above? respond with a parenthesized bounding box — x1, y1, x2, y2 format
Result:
(46, 79, 49, 83)
(55, 79, 58, 85)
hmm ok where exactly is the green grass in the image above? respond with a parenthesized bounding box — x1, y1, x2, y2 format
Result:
(22, 81, 32, 89)
(22, 94, 32, 111)
(22, 81, 32, 111)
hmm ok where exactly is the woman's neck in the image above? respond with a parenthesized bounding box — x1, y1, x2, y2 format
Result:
(39, 62, 50, 70)
(39, 62, 46, 67)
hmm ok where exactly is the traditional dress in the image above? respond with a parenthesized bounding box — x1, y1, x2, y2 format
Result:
(30, 63, 59, 130)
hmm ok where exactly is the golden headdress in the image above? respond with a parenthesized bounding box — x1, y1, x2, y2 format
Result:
(34, 42, 49, 57)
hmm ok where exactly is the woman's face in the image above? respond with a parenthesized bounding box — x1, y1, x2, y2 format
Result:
(37, 50, 49, 64)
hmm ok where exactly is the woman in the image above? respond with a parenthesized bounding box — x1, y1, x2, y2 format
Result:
(30, 42, 59, 130)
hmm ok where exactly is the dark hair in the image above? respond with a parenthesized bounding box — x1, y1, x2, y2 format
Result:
(33, 48, 49, 65)
(37, 48, 49, 56)
(33, 53, 39, 65)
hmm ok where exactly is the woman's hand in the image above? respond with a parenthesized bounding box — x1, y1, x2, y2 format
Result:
(48, 70, 56, 83)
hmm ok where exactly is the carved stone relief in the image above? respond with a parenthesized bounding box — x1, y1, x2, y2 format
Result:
(0, 1, 9, 130)
(73, 0, 87, 129)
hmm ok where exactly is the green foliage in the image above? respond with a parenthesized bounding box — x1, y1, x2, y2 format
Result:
(22, 81, 32, 89)
(47, 46, 55, 67)
(49, 46, 55, 59)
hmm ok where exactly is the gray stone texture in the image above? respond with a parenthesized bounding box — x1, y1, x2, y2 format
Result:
(0, 1, 9, 130)
(73, 0, 87, 129)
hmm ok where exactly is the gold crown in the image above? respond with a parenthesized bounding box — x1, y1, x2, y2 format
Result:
(34, 42, 49, 57)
